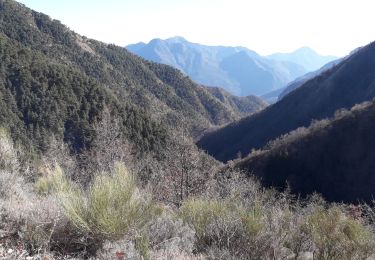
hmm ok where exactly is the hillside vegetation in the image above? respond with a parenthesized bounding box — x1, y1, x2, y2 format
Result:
(0, 0, 266, 154)
(2, 128, 375, 259)
(2, 1, 375, 259)
(198, 41, 375, 162)
(234, 100, 375, 203)
(206, 87, 268, 117)
(278, 58, 343, 100)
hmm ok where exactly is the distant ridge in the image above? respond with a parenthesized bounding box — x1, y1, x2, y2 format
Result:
(278, 58, 343, 100)
(197, 41, 375, 162)
(267, 47, 338, 71)
(127, 37, 307, 96)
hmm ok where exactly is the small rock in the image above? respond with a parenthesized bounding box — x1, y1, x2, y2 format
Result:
(7, 248, 13, 254)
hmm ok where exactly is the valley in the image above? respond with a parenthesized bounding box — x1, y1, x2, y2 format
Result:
(1, 0, 375, 259)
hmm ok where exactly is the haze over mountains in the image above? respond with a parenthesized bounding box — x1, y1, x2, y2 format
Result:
(276, 48, 365, 101)
(127, 37, 337, 97)
(260, 55, 342, 103)
(198, 41, 375, 163)
(278, 58, 343, 100)
(267, 46, 338, 71)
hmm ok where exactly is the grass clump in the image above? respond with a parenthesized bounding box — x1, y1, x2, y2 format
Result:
(38, 162, 160, 246)
(303, 206, 374, 260)
(179, 198, 230, 243)
(179, 197, 267, 257)
(238, 203, 264, 238)
(34, 165, 72, 196)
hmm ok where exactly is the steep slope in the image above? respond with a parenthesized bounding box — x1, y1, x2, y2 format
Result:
(260, 88, 285, 104)
(235, 100, 375, 203)
(197, 40, 375, 162)
(206, 87, 268, 117)
(0, 32, 168, 153)
(0, 0, 264, 153)
(127, 37, 306, 96)
(278, 58, 343, 100)
(261, 59, 342, 103)
(267, 47, 338, 71)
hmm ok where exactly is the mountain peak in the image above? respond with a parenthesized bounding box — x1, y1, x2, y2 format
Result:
(165, 36, 188, 43)
(295, 46, 317, 54)
(267, 47, 338, 71)
(272, 46, 318, 57)
(126, 37, 306, 96)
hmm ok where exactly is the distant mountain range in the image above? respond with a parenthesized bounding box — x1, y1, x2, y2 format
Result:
(197, 40, 375, 162)
(267, 47, 338, 71)
(127, 37, 325, 96)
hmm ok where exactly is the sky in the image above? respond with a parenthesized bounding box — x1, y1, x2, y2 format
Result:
(17, 0, 375, 57)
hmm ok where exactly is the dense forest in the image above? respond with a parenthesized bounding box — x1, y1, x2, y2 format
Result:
(0, 35, 168, 154)
(2, 0, 375, 259)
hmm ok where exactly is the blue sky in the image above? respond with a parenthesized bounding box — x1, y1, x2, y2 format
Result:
(17, 0, 375, 56)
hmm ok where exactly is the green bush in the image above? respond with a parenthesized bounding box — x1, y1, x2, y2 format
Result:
(42, 163, 160, 243)
(179, 198, 230, 243)
(34, 165, 72, 196)
(303, 207, 374, 260)
(238, 203, 264, 238)
(179, 197, 268, 257)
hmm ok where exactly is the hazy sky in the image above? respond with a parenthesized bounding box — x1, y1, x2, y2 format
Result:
(17, 0, 375, 56)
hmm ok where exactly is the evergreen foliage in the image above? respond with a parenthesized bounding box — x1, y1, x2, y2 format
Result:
(0, 0, 266, 154)
(236, 100, 375, 202)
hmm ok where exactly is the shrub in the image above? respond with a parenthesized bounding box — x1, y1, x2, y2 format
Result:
(179, 198, 230, 246)
(42, 162, 160, 248)
(0, 128, 19, 172)
(238, 203, 264, 238)
(0, 130, 56, 254)
(147, 213, 196, 254)
(303, 207, 374, 260)
(179, 197, 271, 258)
(34, 165, 72, 196)
(0, 129, 23, 199)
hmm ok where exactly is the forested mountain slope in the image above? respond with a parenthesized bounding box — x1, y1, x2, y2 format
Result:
(0, 0, 265, 153)
(278, 58, 343, 100)
(198, 40, 375, 162)
(206, 87, 268, 117)
(235, 100, 375, 203)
